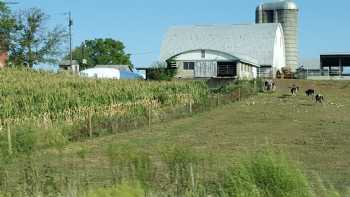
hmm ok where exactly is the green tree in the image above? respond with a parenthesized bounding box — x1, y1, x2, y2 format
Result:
(0, 2, 16, 51)
(9, 8, 67, 67)
(71, 38, 132, 69)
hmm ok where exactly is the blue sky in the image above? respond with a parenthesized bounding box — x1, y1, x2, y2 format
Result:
(10, 0, 350, 67)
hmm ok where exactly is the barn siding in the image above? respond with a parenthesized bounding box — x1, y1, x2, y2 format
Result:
(174, 60, 257, 79)
(194, 61, 217, 78)
(175, 61, 194, 79)
(237, 62, 257, 79)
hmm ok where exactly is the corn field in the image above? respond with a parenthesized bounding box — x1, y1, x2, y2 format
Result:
(0, 69, 208, 122)
(0, 69, 217, 155)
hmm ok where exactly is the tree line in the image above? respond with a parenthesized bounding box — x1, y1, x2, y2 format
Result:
(0, 2, 131, 69)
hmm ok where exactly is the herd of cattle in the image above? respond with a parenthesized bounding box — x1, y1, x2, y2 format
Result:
(264, 80, 325, 103)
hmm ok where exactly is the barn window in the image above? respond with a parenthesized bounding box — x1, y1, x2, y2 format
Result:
(201, 50, 205, 58)
(184, 62, 195, 70)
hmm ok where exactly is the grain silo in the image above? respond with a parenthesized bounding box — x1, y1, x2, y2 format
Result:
(256, 0, 299, 72)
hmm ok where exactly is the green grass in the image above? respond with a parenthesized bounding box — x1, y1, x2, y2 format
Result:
(55, 79, 349, 195)
(0, 75, 349, 196)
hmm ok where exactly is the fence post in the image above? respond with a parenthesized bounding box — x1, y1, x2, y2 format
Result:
(88, 110, 93, 138)
(7, 126, 12, 156)
(238, 88, 241, 102)
(190, 163, 195, 192)
(148, 105, 152, 131)
(216, 94, 220, 106)
(189, 99, 193, 114)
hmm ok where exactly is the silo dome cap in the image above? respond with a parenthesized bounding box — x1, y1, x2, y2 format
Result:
(256, 1, 298, 10)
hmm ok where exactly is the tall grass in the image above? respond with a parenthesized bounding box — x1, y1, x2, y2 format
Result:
(0, 144, 343, 196)
(220, 150, 312, 197)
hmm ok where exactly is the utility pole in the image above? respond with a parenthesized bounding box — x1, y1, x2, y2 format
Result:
(69, 11, 73, 67)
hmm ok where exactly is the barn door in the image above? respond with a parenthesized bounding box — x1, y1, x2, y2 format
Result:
(217, 62, 237, 77)
(194, 61, 217, 78)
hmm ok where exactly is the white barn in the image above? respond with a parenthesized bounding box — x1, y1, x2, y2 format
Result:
(160, 23, 286, 79)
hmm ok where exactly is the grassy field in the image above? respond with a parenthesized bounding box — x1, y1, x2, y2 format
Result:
(66, 79, 349, 194)
(21, 79, 348, 196)
(0, 73, 349, 196)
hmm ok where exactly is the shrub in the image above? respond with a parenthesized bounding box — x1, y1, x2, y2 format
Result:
(213, 80, 258, 97)
(147, 61, 177, 81)
(221, 151, 312, 197)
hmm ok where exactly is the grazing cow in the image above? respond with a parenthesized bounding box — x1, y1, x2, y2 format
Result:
(315, 94, 324, 103)
(305, 89, 315, 96)
(264, 80, 275, 92)
(264, 81, 269, 90)
(290, 84, 300, 96)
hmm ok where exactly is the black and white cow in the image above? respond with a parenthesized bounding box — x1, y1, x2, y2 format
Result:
(290, 84, 300, 96)
(264, 80, 275, 92)
(315, 94, 324, 103)
(305, 89, 315, 96)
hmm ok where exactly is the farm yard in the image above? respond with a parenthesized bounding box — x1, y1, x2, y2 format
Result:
(0, 69, 349, 196)
(2, 0, 350, 196)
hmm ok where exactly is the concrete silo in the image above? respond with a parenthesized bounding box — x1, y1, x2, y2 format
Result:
(256, 1, 299, 72)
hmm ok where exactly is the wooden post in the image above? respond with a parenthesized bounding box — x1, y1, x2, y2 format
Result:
(216, 94, 220, 106)
(88, 110, 92, 138)
(238, 88, 241, 102)
(7, 126, 12, 155)
(189, 100, 193, 113)
(190, 163, 195, 191)
(148, 106, 152, 131)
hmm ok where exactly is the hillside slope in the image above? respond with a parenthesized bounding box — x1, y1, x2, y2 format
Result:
(61, 80, 350, 193)
(2, 79, 349, 195)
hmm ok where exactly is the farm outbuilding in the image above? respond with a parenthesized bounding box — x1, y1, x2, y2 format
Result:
(59, 60, 80, 74)
(321, 53, 350, 76)
(160, 23, 286, 79)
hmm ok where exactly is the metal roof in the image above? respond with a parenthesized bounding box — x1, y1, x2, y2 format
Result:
(59, 60, 79, 66)
(95, 65, 131, 71)
(320, 52, 350, 56)
(160, 23, 283, 66)
(257, 1, 298, 11)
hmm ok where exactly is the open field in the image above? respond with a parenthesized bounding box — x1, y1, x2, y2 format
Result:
(0, 72, 349, 196)
(57, 79, 350, 194)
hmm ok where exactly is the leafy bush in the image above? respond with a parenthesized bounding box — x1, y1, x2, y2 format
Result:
(147, 61, 177, 81)
(213, 80, 259, 98)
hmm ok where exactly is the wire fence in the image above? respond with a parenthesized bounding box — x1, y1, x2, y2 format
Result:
(0, 88, 247, 195)
(0, 85, 349, 196)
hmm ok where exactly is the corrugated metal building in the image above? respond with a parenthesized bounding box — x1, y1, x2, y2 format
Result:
(160, 23, 286, 79)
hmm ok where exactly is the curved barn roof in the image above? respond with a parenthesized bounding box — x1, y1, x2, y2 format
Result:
(160, 23, 283, 66)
